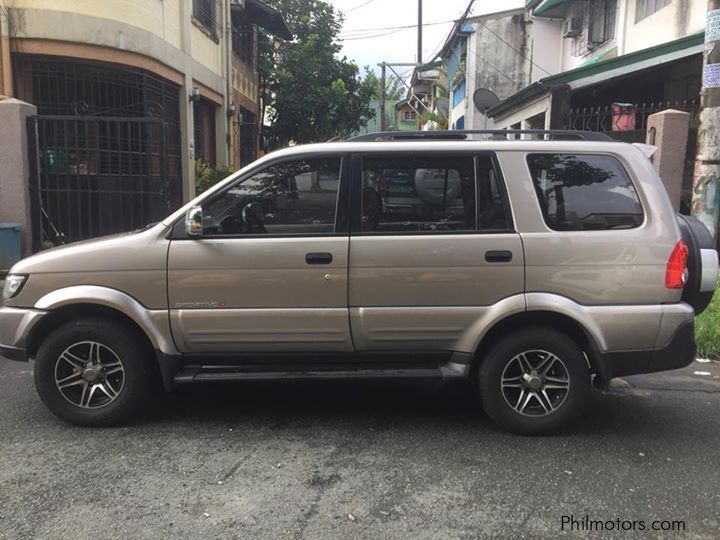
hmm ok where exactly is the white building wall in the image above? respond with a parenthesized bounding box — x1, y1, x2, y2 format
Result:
(622, 0, 705, 54)
(527, 18, 563, 81)
(464, 29, 477, 129)
(523, 0, 705, 82)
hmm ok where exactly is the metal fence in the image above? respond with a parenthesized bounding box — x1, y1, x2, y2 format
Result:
(566, 100, 700, 133)
(28, 116, 182, 249)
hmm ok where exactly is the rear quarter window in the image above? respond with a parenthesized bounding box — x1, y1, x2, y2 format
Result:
(526, 154, 643, 231)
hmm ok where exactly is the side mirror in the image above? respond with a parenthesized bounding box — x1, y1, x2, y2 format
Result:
(185, 205, 204, 237)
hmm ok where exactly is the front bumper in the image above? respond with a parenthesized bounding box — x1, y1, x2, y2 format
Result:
(598, 319, 696, 379)
(0, 306, 46, 362)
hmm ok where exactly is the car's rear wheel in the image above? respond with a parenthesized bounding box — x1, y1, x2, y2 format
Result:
(34, 318, 152, 426)
(479, 328, 590, 435)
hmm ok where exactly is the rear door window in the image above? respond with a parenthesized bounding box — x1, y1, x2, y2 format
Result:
(526, 154, 643, 231)
(359, 154, 510, 233)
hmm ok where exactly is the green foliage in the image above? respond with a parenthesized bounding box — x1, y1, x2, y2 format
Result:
(260, 0, 375, 146)
(419, 110, 448, 130)
(195, 160, 232, 194)
(361, 69, 380, 100)
(436, 81, 449, 99)
(449, 60, 466, 88)
(695, 282, 720, 359)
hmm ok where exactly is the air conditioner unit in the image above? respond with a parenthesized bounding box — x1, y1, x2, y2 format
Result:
(562, 18, 581, 38)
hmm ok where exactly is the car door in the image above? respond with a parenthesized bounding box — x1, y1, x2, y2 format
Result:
(348, 151, 524, 353)
(167, 154, 353, 354)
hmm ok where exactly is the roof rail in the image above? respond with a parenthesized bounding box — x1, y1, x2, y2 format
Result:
(347, 130, 615, 142)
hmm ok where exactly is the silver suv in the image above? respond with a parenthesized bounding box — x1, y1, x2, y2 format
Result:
(1, 130, 717, 434)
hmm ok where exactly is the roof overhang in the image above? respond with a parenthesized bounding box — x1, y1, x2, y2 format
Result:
(531, 0, 571, 17)
(488, 32, 704, 118)
(410, 60, 442, 86)
(231, 0, 292, 41)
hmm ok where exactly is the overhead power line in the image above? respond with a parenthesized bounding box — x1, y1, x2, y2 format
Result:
(339, 18, 457, 38)
(343, 0, 378, 14)
(341, 28, 407, 41)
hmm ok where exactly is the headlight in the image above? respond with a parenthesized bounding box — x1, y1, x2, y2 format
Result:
(2, 274, 28, 300)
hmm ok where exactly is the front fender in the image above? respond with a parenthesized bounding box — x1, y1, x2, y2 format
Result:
(34, 286, 177, 355)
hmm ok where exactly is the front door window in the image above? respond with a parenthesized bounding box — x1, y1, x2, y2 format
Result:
(202, 157, 341, 236)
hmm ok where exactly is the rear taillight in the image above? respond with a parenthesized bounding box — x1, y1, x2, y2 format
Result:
(665, 240, 689, 289)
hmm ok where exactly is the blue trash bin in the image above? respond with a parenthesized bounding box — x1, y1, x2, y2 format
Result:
(0, 223, 22, 270)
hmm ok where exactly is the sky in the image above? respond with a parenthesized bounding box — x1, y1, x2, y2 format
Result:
(327, 0, 524, 76)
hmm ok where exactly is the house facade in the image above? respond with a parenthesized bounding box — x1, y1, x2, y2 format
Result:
(487, 0, 705, 134)
(471, 0, 705, 213)
(0, 0, 289, 249)
(438, 8, 533, 131)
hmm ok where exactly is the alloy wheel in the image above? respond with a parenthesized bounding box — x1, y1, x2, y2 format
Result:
(500, 349, 570, 416)
(54, 341, 125, 409)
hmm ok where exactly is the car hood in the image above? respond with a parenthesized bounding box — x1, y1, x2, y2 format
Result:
(10, 224, 170, 275)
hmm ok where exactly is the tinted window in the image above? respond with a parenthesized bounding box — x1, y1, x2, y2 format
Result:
(360, 155, 509, 233)
(527, 154, 643, 231)
(202, 158, 340, 236)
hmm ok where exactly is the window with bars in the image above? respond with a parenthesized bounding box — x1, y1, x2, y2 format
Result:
(193, 0, 221, 39)
(232, 22, 255, 67)
(194, 99, 216, 166)
(636, 0, 672, 22)
(588, 0, 617, 45)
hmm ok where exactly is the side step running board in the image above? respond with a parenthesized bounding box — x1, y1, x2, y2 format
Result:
(173, 360, 471, 384)
(175, 366, 444, 383)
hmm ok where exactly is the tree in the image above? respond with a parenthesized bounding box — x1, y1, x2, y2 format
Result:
(359, 70, 408, 102)
(260, 0, 375, 146)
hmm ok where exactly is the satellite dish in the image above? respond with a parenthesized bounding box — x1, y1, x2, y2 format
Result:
(473, 88, 500, 113)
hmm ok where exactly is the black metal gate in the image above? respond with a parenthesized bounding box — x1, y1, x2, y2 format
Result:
(28, 115, 182, 249)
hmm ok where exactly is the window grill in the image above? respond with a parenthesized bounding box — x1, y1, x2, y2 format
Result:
(567, 0, 617, 56)
(194, 99, 217, 166)
(567, 100, 700, 133)
(636, 0, 672, 22)
(21, 57, 183, 246)
(232, 22, 256, 67)
(193, 0, 224, 39)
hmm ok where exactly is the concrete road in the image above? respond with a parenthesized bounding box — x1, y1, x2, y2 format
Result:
(0, 358, 719, 539)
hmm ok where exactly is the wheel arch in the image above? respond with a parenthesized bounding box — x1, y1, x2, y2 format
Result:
(471, 310, 606, 381)
(27, 286, 176, 358)
(26, 303, 150, 359)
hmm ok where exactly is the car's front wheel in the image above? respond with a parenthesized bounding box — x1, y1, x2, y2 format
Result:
(34, 318, 152, 426)
(479, 328, 591, 435)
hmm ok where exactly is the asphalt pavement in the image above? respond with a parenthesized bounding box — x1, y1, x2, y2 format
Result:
(0, 357, 719, 539)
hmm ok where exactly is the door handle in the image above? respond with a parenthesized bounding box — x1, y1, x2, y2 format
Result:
(485, 250, 513, 263)
(305, 252, 333, 265)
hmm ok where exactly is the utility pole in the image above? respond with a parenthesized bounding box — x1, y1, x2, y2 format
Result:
(417, 0, 423, 65)
(692, 0, 720, 239)
(379, 63, 387, 131)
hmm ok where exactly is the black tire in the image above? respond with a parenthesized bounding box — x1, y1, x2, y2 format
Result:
(34, 318, 152, 426)
(479, 328, 590, 435)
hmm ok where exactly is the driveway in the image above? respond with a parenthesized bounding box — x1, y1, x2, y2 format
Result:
(0, 357, 719, 539)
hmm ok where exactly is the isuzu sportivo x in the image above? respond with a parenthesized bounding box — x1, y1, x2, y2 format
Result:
(1, 130, 717, 434)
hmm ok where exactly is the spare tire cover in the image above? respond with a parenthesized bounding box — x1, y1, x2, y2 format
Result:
(677, 214, 716, 315)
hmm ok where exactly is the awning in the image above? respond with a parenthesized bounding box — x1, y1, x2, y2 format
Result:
(488, 32, 704, 119)
(532, 0, 571, 17)
(231, 0, 292, 41)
